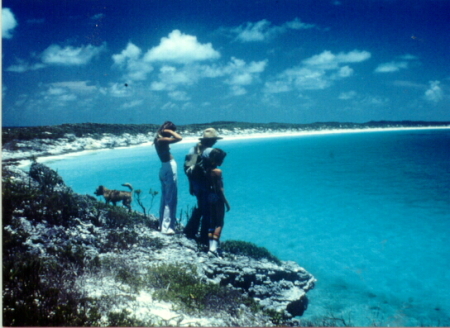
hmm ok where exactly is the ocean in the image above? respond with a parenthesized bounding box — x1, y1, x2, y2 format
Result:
(41, 128, 450, 326)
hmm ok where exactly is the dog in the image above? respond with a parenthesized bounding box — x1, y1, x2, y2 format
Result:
(94, 183, 133, 211)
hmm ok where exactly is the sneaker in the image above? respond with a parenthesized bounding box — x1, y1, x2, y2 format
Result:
(208, 250, 222, 259)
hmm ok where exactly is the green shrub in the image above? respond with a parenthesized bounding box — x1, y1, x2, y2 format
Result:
(221, 240, 281, 265)
(107, 309, 159, 327)
(2, 254, 101, 326)
(146, 263, 258, 316)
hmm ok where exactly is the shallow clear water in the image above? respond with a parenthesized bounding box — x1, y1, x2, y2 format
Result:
(42, 129, 450, 326)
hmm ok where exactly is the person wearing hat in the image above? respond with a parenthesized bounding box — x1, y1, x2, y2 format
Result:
(183, 128, 222, 244)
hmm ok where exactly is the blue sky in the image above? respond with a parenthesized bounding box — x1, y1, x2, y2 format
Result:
(2, 0, 450, 127)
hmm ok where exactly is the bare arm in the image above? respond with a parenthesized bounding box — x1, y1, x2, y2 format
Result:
(158, 129, 183, 144)
(212, 169, 230, 212)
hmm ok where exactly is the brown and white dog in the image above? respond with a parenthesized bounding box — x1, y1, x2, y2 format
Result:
(94, 183, 133, 211)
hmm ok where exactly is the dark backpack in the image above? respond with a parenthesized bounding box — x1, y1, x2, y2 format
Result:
(184, 146, 207, 180)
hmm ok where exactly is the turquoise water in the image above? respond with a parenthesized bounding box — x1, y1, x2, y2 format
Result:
(43, 129, 450, 326)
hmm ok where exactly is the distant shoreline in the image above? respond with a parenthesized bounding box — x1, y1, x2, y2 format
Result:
(11, 125, 450, 168)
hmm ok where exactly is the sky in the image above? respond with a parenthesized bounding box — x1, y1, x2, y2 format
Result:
(2, 0, 450, 127)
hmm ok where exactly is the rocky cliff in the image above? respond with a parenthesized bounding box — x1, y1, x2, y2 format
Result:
(2, 162, 316, 327)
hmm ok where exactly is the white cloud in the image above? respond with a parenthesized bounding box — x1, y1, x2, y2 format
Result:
(113, 42, 141, 65)
(335, 66, 354, 78)
(285, 67, 330, 90)
(51, 81, 98, 93)
(2, 8, 18, 39)
(157, 65, 197, 87)
(233, 18, 315, 42)
(361, 95, 389, 106)
(285, 18, 316, 30)
(265, 50, 370, 93)
(144, 30, 220, 64)
(233, 20, 276, 42)
(338, 91, 357, 100)
(224, 57, 267, 85)
(112, 42, 153, 81)
(6, 59, 45, 72)
(424, 81, 444, 103)
(149, 57, 267, 97)
(108, 83, 134, 97)
(303, 50, 371, 70)
(375, 61, 408, 73)
(168, 90, 190, 101)
(161, 101, 178, 111)
(150, 81, 168, 91)
(47, 87, 66, 96)
(264, 81, 292, 93)
(122, 100, 143, 109)
(230, 85, 247, 96)
(399, 54, 418, 61)
(35, 81, 99, 109)
(41, 86, 78, 105)
(41, 43, 106, 65)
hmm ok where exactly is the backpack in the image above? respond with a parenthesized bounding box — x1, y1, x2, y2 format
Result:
(184, 145, 207, 180)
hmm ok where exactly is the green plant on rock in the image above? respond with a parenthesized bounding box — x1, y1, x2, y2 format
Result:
(146, 263, 258, 316)
(107, 309, 158, 327)
(221, 240, 281, 265)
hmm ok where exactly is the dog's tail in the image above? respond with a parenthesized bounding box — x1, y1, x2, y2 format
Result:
(122, 183, 133, 191)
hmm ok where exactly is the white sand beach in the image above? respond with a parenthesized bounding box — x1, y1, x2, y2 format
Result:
(11, 125, 450, 168)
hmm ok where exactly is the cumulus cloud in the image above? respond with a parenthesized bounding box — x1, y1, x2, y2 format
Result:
(41, 43, 106, 65)
(232, 18, 315, 42)
(265, 50, 370, 93)
(112, 42, 153, 81)
(223, 57, 267, 86)
(150, 57, 267, 97)
(375, 61, 408, 73)
(41, 86, 77, 105)
(424, 81, 444, 103)
(6, 59, 46, 72)
(144, 30, 220, 64)
(302, 50, 371, 70)
(2, 8, 18, 39)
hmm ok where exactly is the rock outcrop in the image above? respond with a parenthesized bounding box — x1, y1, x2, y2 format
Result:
(2, 163, 316, 326)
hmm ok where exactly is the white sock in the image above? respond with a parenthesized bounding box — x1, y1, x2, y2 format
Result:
(210, 239, 218, 252)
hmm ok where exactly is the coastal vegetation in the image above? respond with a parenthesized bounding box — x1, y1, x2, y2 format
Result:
(3, 122, 449, 326)
(3, 120, 449, 145)
(2, 162, 315, 326)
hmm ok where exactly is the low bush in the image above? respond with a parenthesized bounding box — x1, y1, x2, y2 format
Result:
(2, 252, 101, 326)
(221, 240, 281, 265)
(107, 309, 158, 327)
(147, 263, 259, 316)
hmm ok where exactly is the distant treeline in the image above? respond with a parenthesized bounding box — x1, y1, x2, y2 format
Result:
(2, 121, 449, 145)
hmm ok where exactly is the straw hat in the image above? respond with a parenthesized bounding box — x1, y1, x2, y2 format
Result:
(199, 128, 223, 140)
